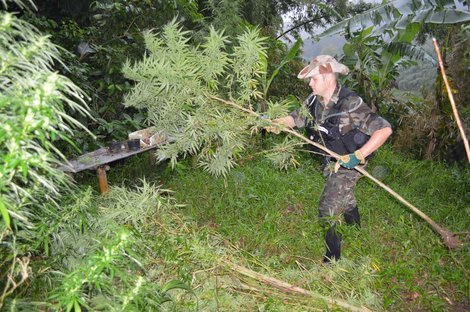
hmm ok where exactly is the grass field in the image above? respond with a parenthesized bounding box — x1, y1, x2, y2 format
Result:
(64, 141, 469, 311)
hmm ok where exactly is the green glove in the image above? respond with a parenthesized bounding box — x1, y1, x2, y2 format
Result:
(338, 150, 365, 169)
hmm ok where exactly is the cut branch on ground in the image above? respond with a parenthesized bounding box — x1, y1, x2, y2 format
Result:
(223, 260, 372, 312)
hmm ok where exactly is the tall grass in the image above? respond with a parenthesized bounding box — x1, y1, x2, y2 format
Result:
(154, 142, 469, 311)
(0, 10, 91, 307)
(10, 137, 467, 310)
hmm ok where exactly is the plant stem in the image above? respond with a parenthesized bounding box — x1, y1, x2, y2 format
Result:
(276, 14, 328, 40)
(223, 260, 371, 312)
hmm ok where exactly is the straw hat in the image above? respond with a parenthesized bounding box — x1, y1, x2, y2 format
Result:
(297, 55, 349, 79)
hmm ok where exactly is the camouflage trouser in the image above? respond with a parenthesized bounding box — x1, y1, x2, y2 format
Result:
(318, 164, 364, 222)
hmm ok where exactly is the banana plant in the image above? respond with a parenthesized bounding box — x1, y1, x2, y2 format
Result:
(341, 22, 433, 110)
(259, 37, 302, 112)
(321, 0, 470, 38)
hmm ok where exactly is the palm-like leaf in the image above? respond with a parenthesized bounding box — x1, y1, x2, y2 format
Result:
(262, 37, 302, 100)
(321, 0, 470, 37)
(384, 41, 436, 64)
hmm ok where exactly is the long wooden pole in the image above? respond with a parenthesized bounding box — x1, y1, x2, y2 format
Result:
(209, 95, 461, 249)
(223, 260, 371, 312)
(432, 38, 470, 163)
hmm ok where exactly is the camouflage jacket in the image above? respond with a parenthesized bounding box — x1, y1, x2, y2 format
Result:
(290, 85, 391, 137)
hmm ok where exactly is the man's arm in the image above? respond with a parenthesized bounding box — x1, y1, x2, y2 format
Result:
(273, 117, 393, 156)
(338, 126, 392, 169)
(358, 127, 393, 158)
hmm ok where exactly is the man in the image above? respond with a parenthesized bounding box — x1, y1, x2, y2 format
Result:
(272, 55, 392, 262)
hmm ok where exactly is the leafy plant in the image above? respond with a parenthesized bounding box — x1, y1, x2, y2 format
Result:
(204, 0, 245, 37)
(51, 230, 191, 311)
(24, 182, 191, 311)
(321, 0, 470, 38)
(260, 37, 302, 107)
(0, 9, 91, 308)
(122, 21, 299, 176)
(22, 0, 205, 153)
(341, 23, 435, 112)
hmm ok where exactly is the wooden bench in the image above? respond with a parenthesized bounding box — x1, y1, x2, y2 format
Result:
(58, 137, 172, 194)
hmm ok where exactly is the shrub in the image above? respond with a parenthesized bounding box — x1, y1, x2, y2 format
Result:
(0, 11, 90, 307)
(123, 20, 301, 176)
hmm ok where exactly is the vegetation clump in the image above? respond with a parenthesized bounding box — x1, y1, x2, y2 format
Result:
(26, 180, 383, 311)
(1, 0, 469, 310)
(123, 21, 301, 176)
(0, 10, 90, 308)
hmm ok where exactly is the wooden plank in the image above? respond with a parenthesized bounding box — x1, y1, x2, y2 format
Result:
(57, 137, 173, 173)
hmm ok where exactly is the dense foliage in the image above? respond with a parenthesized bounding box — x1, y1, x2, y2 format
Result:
(10, 144, 467, 310)
(37, 183, 192, 311)
(21, 0, 205, 153)
(122, 21, 301, 176)
(0, 0, 469, 310)
(0, 10, 90, 308)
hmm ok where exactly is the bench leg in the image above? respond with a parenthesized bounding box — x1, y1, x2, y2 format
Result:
(97, 165, 109, 194)
(148, 150, 157, 166)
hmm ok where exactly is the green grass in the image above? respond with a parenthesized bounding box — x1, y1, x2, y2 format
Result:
(152, 145, 469, 311)
(69, 141, 469, 311)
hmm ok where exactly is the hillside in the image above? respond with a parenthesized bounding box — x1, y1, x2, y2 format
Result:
(2, 1, 469, 310)
(74, 141, 469, 311)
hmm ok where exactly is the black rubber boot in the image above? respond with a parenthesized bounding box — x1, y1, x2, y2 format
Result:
(323, 224, 342, 263)
(344, 206, 360, 227)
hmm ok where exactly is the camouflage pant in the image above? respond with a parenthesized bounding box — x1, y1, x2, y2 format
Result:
(318, 165, 363, 221)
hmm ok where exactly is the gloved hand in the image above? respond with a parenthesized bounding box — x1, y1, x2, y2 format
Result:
(259, 114, 281, 134)
(265, 125, 280, 134)
(338, 150, 366, 169)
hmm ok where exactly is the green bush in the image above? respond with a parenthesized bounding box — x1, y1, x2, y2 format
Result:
(42, 183, 191, 311)
(123, 21, 270, 176)
(0, 11, 90, 307)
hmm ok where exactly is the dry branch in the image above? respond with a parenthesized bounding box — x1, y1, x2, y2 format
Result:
(432, 38, 470, 163)
(0, 256, 30, 309)
(209, 95, 461, 249)
(223, 260, 372, 312)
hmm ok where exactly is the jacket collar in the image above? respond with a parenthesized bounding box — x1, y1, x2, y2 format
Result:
(319, 84, 341, 108)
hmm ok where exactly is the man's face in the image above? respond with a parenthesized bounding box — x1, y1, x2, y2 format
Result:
(309, 74, 328, 95)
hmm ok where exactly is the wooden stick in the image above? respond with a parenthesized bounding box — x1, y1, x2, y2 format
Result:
(209, 95, 461, 249)
(282, 128, 461, 249)
(96, 165, 109, 194)
(432, 38, 470, 163)
(223, 260, 371, 312)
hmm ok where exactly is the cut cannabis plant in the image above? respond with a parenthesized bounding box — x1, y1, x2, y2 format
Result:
(123, 20, 299, 176)
(0, 10, 90, 307)
(42, 182, 191, 311)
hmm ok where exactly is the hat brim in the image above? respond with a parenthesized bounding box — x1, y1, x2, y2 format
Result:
(297, 62, 349, 79)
